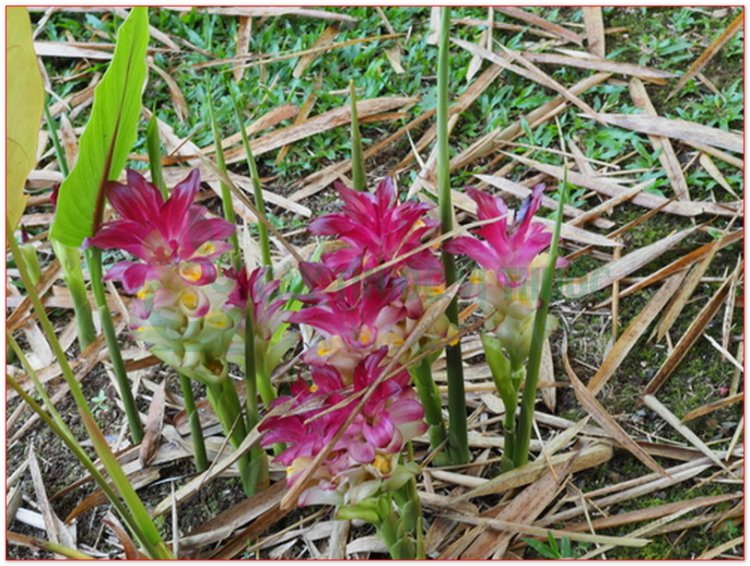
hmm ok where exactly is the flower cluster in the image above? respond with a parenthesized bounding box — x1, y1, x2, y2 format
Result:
(90, 169, 294, 385)
(260, 348, 425, 507)
(263, 178, 445, 512)
(445, 185, 562, 364)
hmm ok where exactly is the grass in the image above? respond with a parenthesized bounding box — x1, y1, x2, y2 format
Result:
(13, 6, 744, 559)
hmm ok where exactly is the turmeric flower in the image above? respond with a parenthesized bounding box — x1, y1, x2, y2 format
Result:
(310, 178, 443, 283)
(444, 185, 554, 287)
(89, 169, 234, 293)
(259, 348, 427, 507)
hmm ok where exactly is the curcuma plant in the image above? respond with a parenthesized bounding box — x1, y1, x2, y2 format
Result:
(8, 5, 572, 559)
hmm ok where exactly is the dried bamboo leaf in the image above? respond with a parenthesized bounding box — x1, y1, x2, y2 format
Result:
(582, 8, 605, 57)
(643, 273, 735, 396)
(562, 227, 696, 299)
(181, 482, 284, 549)
(588, 273, 687, 396)
(453, 39, 603, 124)
(628, 78, 690, 200)
(461, 456, 574, 558)
(293, 24, 339, 78)
(699, 152, 739, 197)
(507, 153, 740, 217)
(697, 536, 744, 559)
(540, 338, 556, 412)
(522, 51, 675, 81)
(613, 230, 743, 303)
(454, 443, 612, 501)
(563, 338, 667, 476)
(58, 113, 78, 168)
(276, 80, 319, 165)
(104, 513, 145, 559)
(451, 72, 610, 171)
(682, 392, 743, 423)
(496, 7, 584, 45)
(599, 112, 743, 153)
(139, 381, 166, 467)
(540, 458, 712, 527)
(565, 492, 740, 532)
(466, 28, 489, 82)
(641, 395, 729, 471)
(149, 60, 188, 122)
(682, 140, 743, 169)
(34, 40, 113, 59)
(203, 7, 357, 23)
(224, 96, 418, 164)
(233, 16, 252, 82)
(668, 10, 744, 98)
(29, 450, 76, 551)
(655, 238, 721, 341)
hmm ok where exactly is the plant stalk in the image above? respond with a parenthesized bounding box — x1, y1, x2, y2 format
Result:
(179, 373, 208, 472)
(410, 358, 448, 457)
(229, 88, 273, 276)
(206, 84, 241, 270)
(146, 112, 168, 198)
(244, 301, 269, 493)
(512, 170, 568, 468)
(8, 224, 170, 558)
(349, 80, 366, 191)
(86, 246, 144, 444)
(45, 101, 97, 350)
(436, 7, 468, 465)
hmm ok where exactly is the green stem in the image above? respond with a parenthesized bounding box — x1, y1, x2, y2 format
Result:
(51, 240, 96, 349)
(7, 376, 160, 558)
(502, 407, 518, 471)
(228, 88, 273, 277)
(349, 80, 366, 191)
(146, 112, 167, 198)
(86, 246, 144, 444)
(410, 358, 448, 457)
(45, 101, 97, 350)
(513, 170, 568, 468)
(244, 301, 269, 493)
(179, 373, 208, 472)
(206, 84, 241, 270)
(7, 225, 170, 558)
(43, 102, 68, 177)
(437, 7, 468, 465)
(206, 378, 254, 496)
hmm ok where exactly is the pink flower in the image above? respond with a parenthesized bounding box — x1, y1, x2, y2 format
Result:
(289, 262, 407, 377)
(310, 178, 443, 284)
(445, 185, 555, 287)
(225, 265, 288, 341)
(88, 169, 234, 293)
(259, 349, 427, 506)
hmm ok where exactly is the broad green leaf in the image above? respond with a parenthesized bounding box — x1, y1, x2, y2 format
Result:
(50, 8, 149, 247)
(7, 8, 44, 230)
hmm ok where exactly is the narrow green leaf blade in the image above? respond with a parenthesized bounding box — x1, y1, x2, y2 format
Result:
(50, 8, 150, 247)
(7, 7, 44, 230)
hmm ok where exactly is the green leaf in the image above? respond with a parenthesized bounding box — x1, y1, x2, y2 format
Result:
(50, 8, 149, 247)
(7, 8, 44, 230)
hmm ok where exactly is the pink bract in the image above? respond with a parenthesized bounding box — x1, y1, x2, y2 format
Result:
(259, 349, 427, 506)
(310, 178, 443, 284)
(88, 169, 234, 293)
(445, 185, 555, 287)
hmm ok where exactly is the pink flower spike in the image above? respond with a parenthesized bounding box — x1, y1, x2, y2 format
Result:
(446, 186, 555, 287)
(89, 169, 234, 293)
(309, 177, 443, 282)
